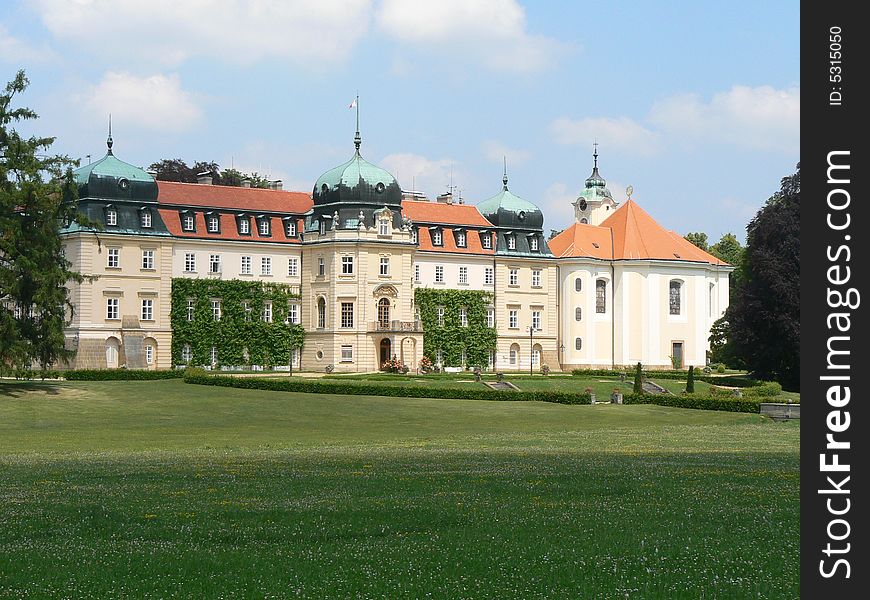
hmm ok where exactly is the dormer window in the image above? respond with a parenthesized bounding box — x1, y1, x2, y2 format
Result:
(507, 235, 516, 250)
(529, 236, 539, 251)
(238, 216, 250, 235)
(207, 214, 220, 233)
(378, 218, 390, 236)
(258, 217, 270, 236)
(318, 219, 326, 236)
(411, 227, 418, 244)
(455, 230, 466, 248)
(481, 232, 492, 249)
(140, 209, 152, 228)
(181, 212, 195, 232)
(285, 219, 297, 237)
(431, 229, 443, 246)
(105, 207, 118, 226)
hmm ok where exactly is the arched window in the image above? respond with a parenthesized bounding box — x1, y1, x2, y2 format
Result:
(575, 277, 582, 292)
(708, 282, 715, 317)
(105, 337, 120, 368)
(509, 343, 520, 366)
(378, 298, 390, 328)
(532, 344, 542, 367)
(575, 307, 582, 321)
(575, 337, 582, 350)
(669, 280, 683, 315)
(317, 297, 326, 329)
(596, 279, 607, 313)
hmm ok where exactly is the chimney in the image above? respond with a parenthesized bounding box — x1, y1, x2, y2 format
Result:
(196, 171, 213, 185)
(436, 192, 453, 204)
(241, 178, 251, 188)
(271, 180, 283, 191)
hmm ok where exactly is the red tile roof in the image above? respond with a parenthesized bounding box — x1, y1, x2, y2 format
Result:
(549, 200, 728, 265)
(157, 180, 313, 214)
(416, 226, 495, 255)
(158, 209, 302, 244)
(402, 199, 493, 227)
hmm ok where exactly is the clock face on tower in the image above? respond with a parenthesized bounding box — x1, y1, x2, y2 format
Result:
(578, 198, 587, 212)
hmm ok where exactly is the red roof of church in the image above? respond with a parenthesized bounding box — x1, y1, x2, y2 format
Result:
(549, 200, 728, 265)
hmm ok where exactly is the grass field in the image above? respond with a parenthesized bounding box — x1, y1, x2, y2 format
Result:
(1, 379, 799, 599)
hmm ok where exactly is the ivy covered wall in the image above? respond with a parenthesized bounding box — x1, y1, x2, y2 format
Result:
(170, 278, 304, 367)
(414, 288, 497, 368)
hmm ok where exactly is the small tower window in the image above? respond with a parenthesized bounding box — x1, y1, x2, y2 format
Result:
(140, 210, 152, 228)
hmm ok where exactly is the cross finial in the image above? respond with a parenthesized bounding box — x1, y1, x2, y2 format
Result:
(107, 114, 114, 154)
(593, 140, 598, 169)
(353, 93, 361, 153)
(502, 156, 508, 190)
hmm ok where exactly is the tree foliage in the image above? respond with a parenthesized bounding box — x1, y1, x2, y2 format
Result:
(0, 70, 83, 372)
(414, 288, 497, 368)
(148, 159, 272, 188)
(684, 232, 709, 251)
(714, 164, 800, 390)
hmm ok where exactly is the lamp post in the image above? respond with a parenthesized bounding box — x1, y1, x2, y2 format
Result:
(527, 325, 534, 376)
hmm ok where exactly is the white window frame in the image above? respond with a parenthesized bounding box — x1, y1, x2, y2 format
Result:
(459, 307, 468, 327)
(141, 211, 152, 228)
(141, 249, 155, 270)
(240, 256, 252, 275)
(145, 344, 154, 364)
(285, 220, 297, 237)
(259, 219, 270, 235)
(531, 269, 541, 287)
(182, 344, 192, 363)
(209, 254, 221, 274)
(239, 218, 250, 234)
(435, 265, 444, 283)
(182, 214, 194, 231)
(484, 267, 494, 285)
(318, 257, 325, 277)
(379, 218, 390, 236)
(207, 215, 219, 233)
(379, 256, 390, 277)
(530, 237, 539, 251)
(432, 230, 443, 246)
(458, 266, 468, 285)
(341, 255, 354, 275)
(414, 264, 420, 283)
(262, 301, 272, 323)
(340, 302, 354, 328)
(106, 297, 119, 320)
(509, 268, 519, 286)
(487, 307, 494, 328)
(288, 258, 298, 277)
(106, 208, 117, 226)
(107, 247, 120, 268)
(482, 233, 492, 249)
(288, 303, 299, 324)
(456, 230, 466, 247)
(184, 252, 196, 273)
(507, 235, 516, 250)
(509, 309, 518, 329)
(261, 256, 272, 276)
(437, 306, 445, 326)
(341, 345, 353, 362)
(212, 300, 221, 321)
(141, 298, 153, 321)
(187, 299, 194, 322)
(532, 310, 541, 331)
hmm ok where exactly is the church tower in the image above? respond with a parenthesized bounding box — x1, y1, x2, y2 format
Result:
(572, 144, 618, 225)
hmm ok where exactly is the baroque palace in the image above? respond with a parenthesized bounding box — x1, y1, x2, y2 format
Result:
(60, 127, 731, 372)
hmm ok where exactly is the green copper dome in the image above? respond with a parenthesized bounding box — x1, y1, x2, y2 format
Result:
(578, 145, 612, 201)
(73, 134, 157, 202)
(477, 172, 544, 229)
(312, 133, 401, 207)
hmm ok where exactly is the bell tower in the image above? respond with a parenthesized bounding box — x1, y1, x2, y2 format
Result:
(572, 143, 618, 226)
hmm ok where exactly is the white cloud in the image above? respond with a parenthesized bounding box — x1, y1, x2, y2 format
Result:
(649, 85, 800, 153)
(84, 72, 203, 132)
(481, 140, 531, 166)
(376, 0, 566, 72)
(379, 152, 463, 197)
(550, 116, 661, 156)
(0, 24, 55, 63)
(33, 0, 372, 66)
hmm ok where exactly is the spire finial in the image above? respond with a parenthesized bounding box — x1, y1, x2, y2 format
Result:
(107, 114, 114, 154)
(502, 156, 508, 190)
(353, 93, 361, 153)
(593, 140, 598, 169)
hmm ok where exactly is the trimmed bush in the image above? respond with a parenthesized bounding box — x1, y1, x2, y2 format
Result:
(633, 362, 643, 394)
(623, 393, 761, 413)
(63, 369, 185, 381)
(686, 366, 695, 393)
(184, 373, 592, 405)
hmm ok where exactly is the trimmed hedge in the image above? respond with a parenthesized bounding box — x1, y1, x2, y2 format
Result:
(623, 393, 761, 413)
(184, 374, 592, 405)
(63, 369, 185, 381)
(570, 368, 766, 388)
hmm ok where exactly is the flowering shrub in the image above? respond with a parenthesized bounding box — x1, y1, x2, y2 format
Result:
(540, 364, 550, 376)
(382, 358, 408, 373)
(419, 356, 433, 373)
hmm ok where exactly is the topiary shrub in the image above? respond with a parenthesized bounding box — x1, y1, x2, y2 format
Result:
(686, 366, 695, 393)
(633, 362, 643, 394)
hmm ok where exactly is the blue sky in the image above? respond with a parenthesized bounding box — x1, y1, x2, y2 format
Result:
(2, 0, 798, 242)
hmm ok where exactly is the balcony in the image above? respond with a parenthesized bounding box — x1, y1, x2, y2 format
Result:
(369, 320, 423, 333)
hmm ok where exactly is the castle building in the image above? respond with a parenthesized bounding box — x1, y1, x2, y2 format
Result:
(60, 127, 730, 372)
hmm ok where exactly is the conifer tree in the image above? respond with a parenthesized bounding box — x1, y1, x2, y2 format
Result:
(686, 365, 695, 393)
(633, 362, 643, 394)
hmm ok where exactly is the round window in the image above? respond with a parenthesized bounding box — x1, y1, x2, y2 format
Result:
(375, 182, 385, 193)
(315, 350, 324, 360)
(578, 199, 587, 211)
(518, 210, 526, 221)
(321, 183, 329, 195)
(118, 178, 130, 191)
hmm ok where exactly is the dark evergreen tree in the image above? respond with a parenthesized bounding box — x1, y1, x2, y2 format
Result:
(686, 365, 695, 393)
(633, 362, 643, 394)
(718, 164, 800, 390)
(0, 71, 84, 373)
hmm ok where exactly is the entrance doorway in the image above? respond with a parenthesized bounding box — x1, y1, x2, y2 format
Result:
(671, 341, 684, 368)
(379, 338, 392, 369)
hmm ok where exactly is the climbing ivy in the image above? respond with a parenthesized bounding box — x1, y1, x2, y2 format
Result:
(414, 288, 497, 368)
(170, 278, 304, 368)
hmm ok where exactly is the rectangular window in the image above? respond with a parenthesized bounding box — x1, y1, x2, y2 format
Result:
(288, 258, 298, 277)
(459, 266, 468, 284)
(532, 310, 541, 331)
(530, 237, 539, 251)
(182, 213, 194, 231)
(288, 303, 298, 324)
(212, 300, 221, 321)
(318, 257, 325, 276)
(669, 281, 682, 315)
(532, 269, 541, 287)
(414, 263, 420, 282)
(507, 235, 516, 250)
(341, 345, 353, 362)
(187, 299, 194, 322)
(209, 254, 221, 274)
(411, 228, 418, 244)
(455, 231, 466, 247)
(432, 230, 443, 246)
(261, 256, 272, 276)
(341, 302, 354, 328)
(184, 252, 196, 272)
(509, 268, 518, 286)
(487, 307, 495, 328)
(379, 218, 390, 236)
(210, 346, 218, 365)
(141, 299, 153, 321)
(596, 279, 607, 313)
(106, 298, 119, 320)
(435, 265, 444, 283)
(459, 307, 468, 327)
(240, 256, 252, 275)
(285, 220, 297, 237)
(106, 209, 117, 226)
(379, 256, 390, 277)
(207, 215, 219, 233)
(437, 306, 445, 326)
(145, 344, 153, 364)
(259, 219, 270, 235)
(341, 256, 354, 275)
(182, 344, 192, 363)
(262, 301, 272, 323)
(141, 211, 152, 228)
(509, 348, 517, 365)
(239, 218, 250, 234)
(141, 249, 154, 270)
(509, 309, 518, 328)
(107, 247, 120, 268)
(242, 301, 251, 321)
(482, 233, 492, 249)
(484, 267, 494, 285)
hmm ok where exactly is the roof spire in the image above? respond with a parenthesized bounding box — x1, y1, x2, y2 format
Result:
(107, 114, 114, 154)
(502, 155, 508, 190)
(593, 140, 598, 170)
(353, 93, 361, 154)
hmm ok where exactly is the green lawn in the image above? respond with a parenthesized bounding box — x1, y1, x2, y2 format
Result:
(0, 379, 799, 599)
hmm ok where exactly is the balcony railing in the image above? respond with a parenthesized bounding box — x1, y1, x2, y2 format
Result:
(369, 320, 423, 332)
